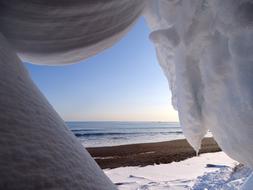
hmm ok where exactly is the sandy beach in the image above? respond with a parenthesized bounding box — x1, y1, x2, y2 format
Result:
(87, 137, 221, 169)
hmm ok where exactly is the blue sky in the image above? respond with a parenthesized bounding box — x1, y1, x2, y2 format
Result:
(25, 17, 178, 122)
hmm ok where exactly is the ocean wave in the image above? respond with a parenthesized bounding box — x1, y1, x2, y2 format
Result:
(73, 131, 183, 137)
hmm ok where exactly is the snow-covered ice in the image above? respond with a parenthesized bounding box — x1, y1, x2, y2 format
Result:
(105, 152, 251, 190)
(144, 2, 253, 186)
(0, 1, 145, 65)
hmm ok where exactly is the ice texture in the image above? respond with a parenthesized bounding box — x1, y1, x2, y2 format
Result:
(144, 0, 253, 169)
(0, 1, 145, 189)
(0, 0, 145, 65)
(0, 33, 117, 189)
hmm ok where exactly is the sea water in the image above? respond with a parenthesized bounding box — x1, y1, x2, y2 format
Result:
(66, 121, 184, 147)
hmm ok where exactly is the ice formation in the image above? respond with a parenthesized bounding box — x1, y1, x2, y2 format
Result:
(0, 27, 117, 190)
(1, 0, 253, 189)
(144, 1, 253, 188)
(145, 0, 253, 162)
(0, 0, 145, 65)
(0, 1, 144, 189)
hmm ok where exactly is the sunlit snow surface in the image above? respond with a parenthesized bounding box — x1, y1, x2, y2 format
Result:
(105, 152, 251, 190)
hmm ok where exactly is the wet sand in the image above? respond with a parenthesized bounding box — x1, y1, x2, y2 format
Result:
(86, 137, 221, 169)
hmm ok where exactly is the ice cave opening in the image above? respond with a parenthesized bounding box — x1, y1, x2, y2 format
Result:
(1, 0, 253, 189)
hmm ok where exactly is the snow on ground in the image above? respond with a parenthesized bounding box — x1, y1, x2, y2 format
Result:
(104, 152, 251, 190)
(193, 163, 251, 190)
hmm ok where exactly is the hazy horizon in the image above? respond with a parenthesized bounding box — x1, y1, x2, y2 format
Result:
(65, 120, 179, 123)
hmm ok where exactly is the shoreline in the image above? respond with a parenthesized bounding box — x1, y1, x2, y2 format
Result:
(86, 137, 221, 169)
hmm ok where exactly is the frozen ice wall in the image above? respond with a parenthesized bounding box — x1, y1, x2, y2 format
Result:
(0, 1, 145, 189)
(0, 0, 145, 65)
(144, 0, 253, 175)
